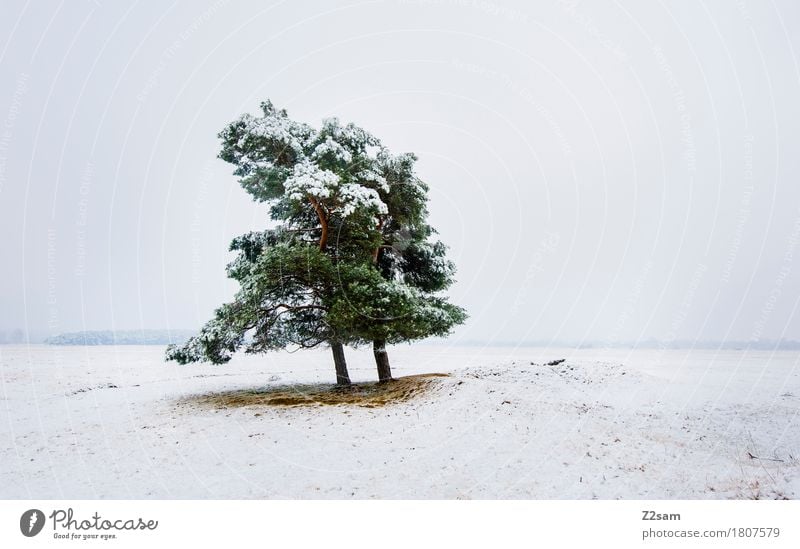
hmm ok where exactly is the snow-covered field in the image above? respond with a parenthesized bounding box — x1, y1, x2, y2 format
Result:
(1, 344, 798, 499)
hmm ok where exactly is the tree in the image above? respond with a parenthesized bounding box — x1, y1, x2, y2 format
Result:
(166, 101, 466, 384)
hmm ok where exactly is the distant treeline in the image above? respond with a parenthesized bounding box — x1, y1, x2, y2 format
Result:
(0, 329, 26, 344)
(44, 330, 195, 346)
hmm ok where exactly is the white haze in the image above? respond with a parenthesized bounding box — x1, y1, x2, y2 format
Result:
(1, 0, 800, 347)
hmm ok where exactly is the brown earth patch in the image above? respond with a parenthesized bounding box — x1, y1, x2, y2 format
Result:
(183, 373, 450, 409)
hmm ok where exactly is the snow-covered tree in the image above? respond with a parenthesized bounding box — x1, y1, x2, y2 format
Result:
(166, 101, 466, 384)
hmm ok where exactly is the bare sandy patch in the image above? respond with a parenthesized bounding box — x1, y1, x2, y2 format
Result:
(181, 373, 450, 409)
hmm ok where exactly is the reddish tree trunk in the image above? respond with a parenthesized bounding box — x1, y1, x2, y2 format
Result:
(309, 196, 328, 251)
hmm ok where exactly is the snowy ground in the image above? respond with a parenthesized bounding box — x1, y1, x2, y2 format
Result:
(1, 344, 798, 499)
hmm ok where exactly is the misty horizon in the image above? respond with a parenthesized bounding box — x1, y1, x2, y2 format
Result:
(4, 326, 800, 351)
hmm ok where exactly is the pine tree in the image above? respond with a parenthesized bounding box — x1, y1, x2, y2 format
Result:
(166, 101, 465, 384)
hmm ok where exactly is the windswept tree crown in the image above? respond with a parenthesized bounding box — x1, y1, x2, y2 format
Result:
(166, 101, 466, 375)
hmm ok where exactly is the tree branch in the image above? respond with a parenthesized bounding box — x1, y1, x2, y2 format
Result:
(308, 196, 328, 251)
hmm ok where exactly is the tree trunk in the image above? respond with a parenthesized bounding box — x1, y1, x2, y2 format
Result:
(373, 339, 392, 382)
(330, 341, 351, 386)
(309, 196, 329, 251)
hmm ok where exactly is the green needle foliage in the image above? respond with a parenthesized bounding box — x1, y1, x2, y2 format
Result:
(166, 101, 466, 384)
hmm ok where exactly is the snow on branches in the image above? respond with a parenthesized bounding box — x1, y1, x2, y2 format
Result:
(169, 99, 467, 380)
(283, 160, 387, 218)
(219, 101, 400, 232)
(284, 160, 339, 201)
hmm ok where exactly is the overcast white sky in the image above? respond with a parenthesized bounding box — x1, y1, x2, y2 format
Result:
(2, 0, 800, 346)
